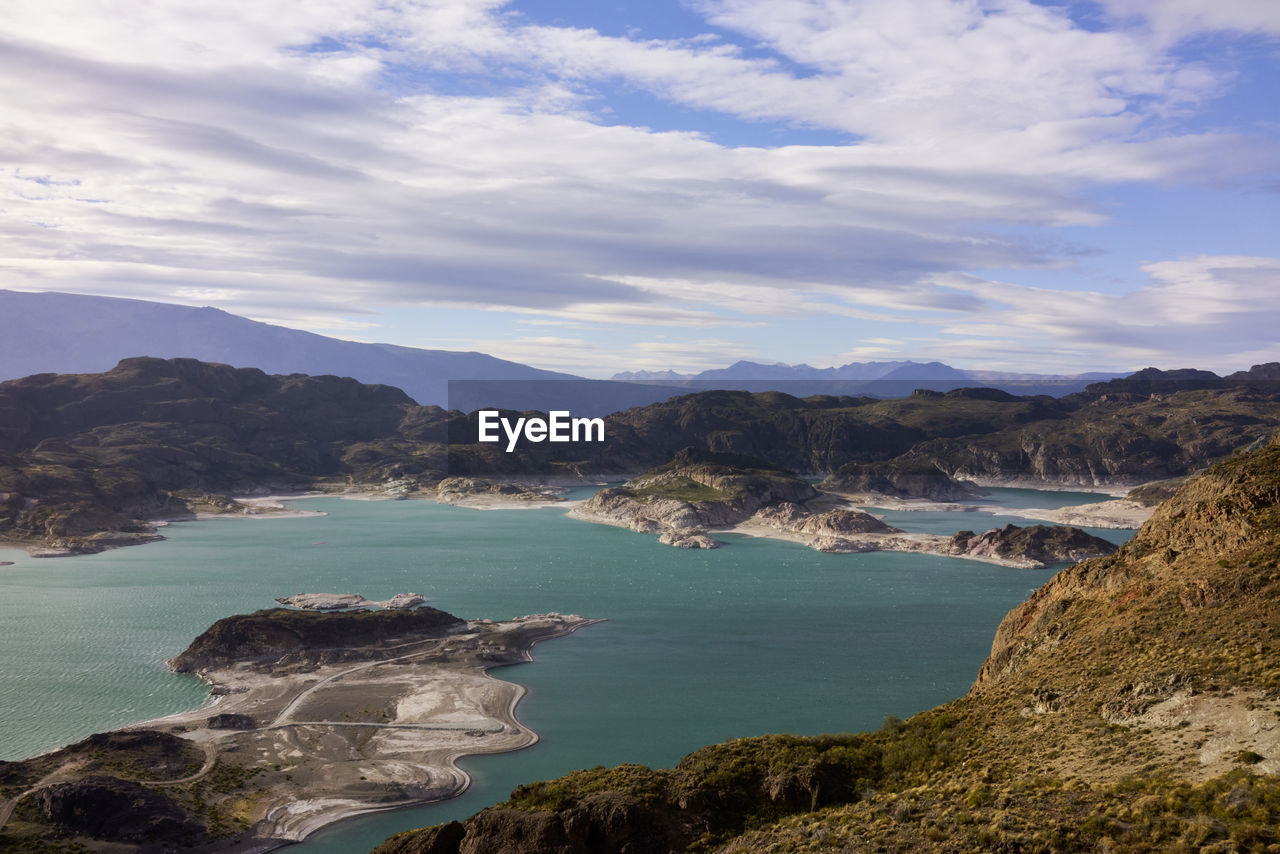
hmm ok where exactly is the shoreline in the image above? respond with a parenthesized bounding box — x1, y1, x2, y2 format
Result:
(251, 615, 606, 850)
(1, 613, 606, 850)
(569, 493, 1124, 568)
(3, 473, 1154, 559)
(306, 614, 602, 840)
(719, 519, 1052, 568)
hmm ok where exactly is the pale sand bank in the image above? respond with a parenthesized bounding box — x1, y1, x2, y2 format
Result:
(724, 518, 1046, 568)
(124, 613, 602, 847)
(990, 499, 1153, 530)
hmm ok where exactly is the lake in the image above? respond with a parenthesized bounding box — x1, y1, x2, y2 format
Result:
(0, 488, 1132, 852)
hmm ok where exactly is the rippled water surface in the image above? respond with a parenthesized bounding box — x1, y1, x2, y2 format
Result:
(0, 488, 1132, 851)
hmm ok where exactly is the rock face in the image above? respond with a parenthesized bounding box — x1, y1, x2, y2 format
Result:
(168, 606, 465, 673)
(947, 524, 1118, 565)
(821, 460, 984, 501)
(572, 449, 818, 543)
(34, 775, 207, 845)
(1125, 476, 1191, 507)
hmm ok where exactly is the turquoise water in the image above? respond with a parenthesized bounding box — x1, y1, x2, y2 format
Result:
(0, 489, 1134, 851)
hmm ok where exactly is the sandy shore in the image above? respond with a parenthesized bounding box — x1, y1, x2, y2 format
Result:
(986, 499, 1154, 530)
(966, 477, 1137, 496)
(119, 613, 602, 848)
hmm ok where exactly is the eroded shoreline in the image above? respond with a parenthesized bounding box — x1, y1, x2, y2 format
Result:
(0, 611, 602, 852)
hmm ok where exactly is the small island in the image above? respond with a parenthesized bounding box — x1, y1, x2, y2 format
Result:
(433, 477, 567, 509)
(0, 604, 600, 851)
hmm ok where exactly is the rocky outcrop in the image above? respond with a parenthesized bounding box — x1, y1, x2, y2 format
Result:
(571, 449, 818, 544)
(1125, 476, 1191, 507)
(821, 460, 984, 501)
(947, 524, 1118, 565)
(207, 712, 257, 730)
(369, 734, 882, 854)
(435, 477, 564, 505)
(373, 798, 698, 854)
(274, 592, 427, 610)
(658, 529, 720, 549)
(168, 606, 465, 673)
(34, 775, 207, 845)
(787, 508, 896, 537)
(975, 433, 1280, 689)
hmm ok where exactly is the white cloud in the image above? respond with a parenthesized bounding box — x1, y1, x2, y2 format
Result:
(0, 0, 1276, 352)
(889, 258, 1280, 372)
(1101, 0, 1280, 42)
(433, 333, 758, 375)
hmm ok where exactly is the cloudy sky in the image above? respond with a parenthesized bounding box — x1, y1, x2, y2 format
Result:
(3, 0, 1279, 377)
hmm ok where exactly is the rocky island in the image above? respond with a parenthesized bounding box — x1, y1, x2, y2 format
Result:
(433, 477, 566, 509)
(569, 448, 819, 548)
(0, 605, 600, 851)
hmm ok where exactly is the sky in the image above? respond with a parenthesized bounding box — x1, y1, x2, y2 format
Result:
(2, 0, 1279, 378)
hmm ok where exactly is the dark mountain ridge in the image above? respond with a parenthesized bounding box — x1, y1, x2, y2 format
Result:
(614, 358, 1129, 397)
(4, 359, 1280, 553)
(0, 289, 688, 413)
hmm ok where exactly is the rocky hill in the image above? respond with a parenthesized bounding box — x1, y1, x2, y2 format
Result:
(821, 458, 984, 500)
(373, 434, 1280, 853)
(5, 359, 1280, 553)
(522, 370, 1280, 485)
(570, 449, 819, 546)
(169, 606, 465, 673)
(0, 356, 458, 553)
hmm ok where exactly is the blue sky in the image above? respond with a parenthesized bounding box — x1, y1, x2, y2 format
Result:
(3, 0, 1280, 377)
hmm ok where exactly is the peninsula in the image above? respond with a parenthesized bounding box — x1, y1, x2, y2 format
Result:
(570, 448, 1117, 567)
(0, 604, 600, 851)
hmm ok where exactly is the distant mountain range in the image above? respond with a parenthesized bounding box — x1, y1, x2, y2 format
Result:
(614, 360, 1127, 397)
(0, 290, 688, 414)
(1, 290, 1130, 410)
